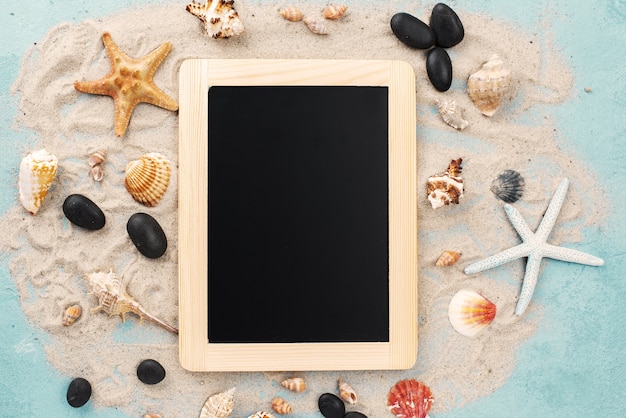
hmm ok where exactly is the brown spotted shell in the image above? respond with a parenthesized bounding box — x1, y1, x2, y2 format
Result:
(125, 152, 171, 207)
(322, 5, 348, 20)
(279, 6, 303, 22)
(467, 55, 511, 117)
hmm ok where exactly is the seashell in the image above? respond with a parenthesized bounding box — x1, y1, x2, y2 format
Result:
(448, 288, 497, 337)
(271, 397, 292, 415)
(436, 250, 461, 267)
(86, 269, 178, 335)
(186, 0, 245, 39)
(387, 379, 434, 418)
(62, 304, 82, 326)
(338, 378, 358, 405)
(88, 150, 105, 182)
(200, 387, 235, 418)
(467, 54, 511, 117)
(490, 169, 525, 203)
(279, 6, 303, 22)
(248, 413, 275, 418)
(322, 5, 348, 20)
(303, 17, 329, 35)
(280, 377, 306, 392)
(144, 414, 162, 418)
(125, 152, 171, 207)
(426, 158, 464, 209)
(435, 99, 469, 130)
(18, 149, 58, 215)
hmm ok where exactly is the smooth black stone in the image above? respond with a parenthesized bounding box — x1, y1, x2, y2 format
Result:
(390, 12, 435, 49)
(344, 413, 368, 418)
(127, 213, 167, 259)
(62, 194, 105, 230)
(426, 47, 453, 92)
(137, 359, 166, 385)
(430, 3, 465, 48)
(66, 377, 91, 408)
(318, 393, 345, 418)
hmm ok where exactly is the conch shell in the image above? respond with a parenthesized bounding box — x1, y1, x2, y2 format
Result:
(18, 149, 58, 215)
(199, 387, 235, 418)
(426, 158, 464, 209)
(125, 152, 171, 207)
(62, 304, 82, 326)
(322, 5, 348, 20)
(435, 99, 469, 130)
(86, 269, 178, 334)
(338, 378, 358, 405)
(271, 397, 292, 415)
(280, 377, 306, 392)
(467, 54, 511, 116)
(279, 6, 303, 22)
(186, 0, 245, 39)
(435, 250, 461, 267)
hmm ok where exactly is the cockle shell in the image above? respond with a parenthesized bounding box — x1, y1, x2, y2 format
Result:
(426, 158, 464, 209)
(186, 0, 245, 39)
(199, 387, 235, 418)
(271, 397, 292, 415)
(490, 169, 525, 203)
(448, 288, 497, 337)
(435, 250, 461, 267)
(18, 149, 58, 215)
(338, 378, 358, 405)
(322, 5, 348, 20)
(280, 377, 306, 392)
(279, 6, 303, 22)
(248, 413, 275, 418)
(467, 54, 511, 117)
(435, 99, 469, 130)
(86, 269, 178, 335)
(303, 17, 329, 35)
(125, 152, 171, 207)
(62, 304, 82, 326)
(387, 379, 434, 418)
(88, 150, 106, 182)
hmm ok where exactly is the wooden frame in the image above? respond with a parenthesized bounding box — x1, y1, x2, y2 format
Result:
(178, 59, 417, 371)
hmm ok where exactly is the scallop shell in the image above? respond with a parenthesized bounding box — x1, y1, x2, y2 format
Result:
(279, 6, 303, 22)
(387, 379, 434, 418)
(62, 304, 82, 326)
(200, 387, 235, 418)
(426, 158, 464, 209)
(435, 99, 469, 130)
(248, 413, 275, 418)
(322, 5, 348, 20)
(338, 378, 358, 405)
(280, 377, 306, 392)
(271, 397, 292, 415)
(186, 0, 245, 39)
(125, 152, 171, 207)
(435, 250, 461, 267)
(18, 149, 58, 215)
(490, 169, 525, 203)
(88, 150, 106, 182)
(448, 288, 497, 337)
(467, 54, 511, 117)
(303, 17, 329, 35)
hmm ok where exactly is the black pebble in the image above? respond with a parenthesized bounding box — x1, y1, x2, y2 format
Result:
(136, 359, 166, 385)
(127, 213, 167, 259)
(62, 194, 105, 230)
(344, 413, 368, 418)
(66, 377, 91, 408)
(390, 12, 435, 49)
(318, 393, 345, 418)
(426, 47, 453, 92)
(430, 3, 465, 48)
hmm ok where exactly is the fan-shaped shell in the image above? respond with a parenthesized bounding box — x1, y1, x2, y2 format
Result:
(279, 6, 303, 22)
(280, 377, 306, 392)
(271, 397, 292, 414)
(490, 170, 525, 203)
(467, 55, 511, 117)
(125, 153, 171, 207)
(199, 387, 235, 418)
(322, 5, 348, 20)
(387, 379, 434, 418)
(62, 304, 82, 326)
(338, 378, 358, 405)
(436, 250, 461, 267)
(448, 288, 496, 337)
(18, 149, 58, 215)
(303, 17, 329, 35)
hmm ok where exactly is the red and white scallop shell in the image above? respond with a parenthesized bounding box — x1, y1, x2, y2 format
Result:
(125, 152, 171, 207)
(387, 379, 434, 418)
(199, 387, 235, 418)
(467, 54, 511, 117)
(448, 288, 497, 337)
(18, 149, 58, 215)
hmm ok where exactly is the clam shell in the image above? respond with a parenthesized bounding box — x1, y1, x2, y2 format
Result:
(467, 54, 511, 116)
(248, 413, 275, 418)
(186, 0, 245, 39)
(448, 288, 497, 337)
(125, 153, 171, 207)
(387, 379, 434, 418)
(279, 6, 303, 22)
(435, 99, 469, 130)
(435, 250, 461, 267)
(62, 304, 82, 326)
(338, 378, 358, 405)
(199, 387, 235, 418)
(271, 397, 292, 415)
(322, 5, 348, 20)
(280, 377, 306, 392)
(18, 149, 58, 215)
(426, 158, 463, 209)
(303, 17, 329, 35)
(490, 170, 525, 203)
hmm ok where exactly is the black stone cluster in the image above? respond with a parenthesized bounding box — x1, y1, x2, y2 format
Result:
(319, 392, 367, 418)
(390, 3, 465, 92)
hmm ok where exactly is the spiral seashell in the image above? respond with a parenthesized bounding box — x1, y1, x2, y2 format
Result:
(436, 250, 461, 267)
(322, 5, 348, 20)
(125, 152, 171, 207)
(62, 304, 82, 326)
(426, 158, 463, 209)
(303, 17, 329, 35)
(248, 413, 275, 418)
(88, 150, 106, 181)
(199, 387, 235, 418)
(467, 54, 511, 117)
(338, 378, 358, 405)
(18, 149, 58, 215)
(144, 414, 162, 418)
(271, 397, 292, 415)
(280, 377, 306, 392)
(186, 0, 245, 39)
(448, 288, 497, 337)
(435, 99, 469, 130)
(490, 169, 525, 203)
(279, 6, 303, 22)
(387, 379, 434, 418)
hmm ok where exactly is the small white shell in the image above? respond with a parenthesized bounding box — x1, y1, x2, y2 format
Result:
(303, 17, 329, 35)
(435, 99, 469, 130)
(199, 387, 235, 418)
(247, 413, 275, 418)
(338, 378, 358, 405)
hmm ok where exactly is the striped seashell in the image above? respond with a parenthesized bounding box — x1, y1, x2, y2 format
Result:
(387, 379, 433, 418)
(467, 54, 511, 117)
(18, 149, 58, 215)
(436, 250, 461, 267)
(200, 387, 235, 418)
(303, 17, 329, 35)
(322, 5, 348, 20)
(435, 99, 469, 130)
(125, 152, 171, 207)
(186, 0, 245, 39)
(280, 377, 306, 392)
(248, 413, 275, 418)
(279, 6, 303, 22)
(426, 158, 463, 209)
(271, 397, 292, 414)
(62, 304, 82, 326)
(448, 288, 496, 337)
(338, 378, 358, 405)
(490, 169, 525, 203)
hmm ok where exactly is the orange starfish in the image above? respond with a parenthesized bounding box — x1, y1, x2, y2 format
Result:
(74, 32, 178, 137)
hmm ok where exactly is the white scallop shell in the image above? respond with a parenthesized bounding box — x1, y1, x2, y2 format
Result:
(448, 288, 496, 337)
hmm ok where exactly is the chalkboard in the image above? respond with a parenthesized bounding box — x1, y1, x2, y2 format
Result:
(179, 59, 417, 371)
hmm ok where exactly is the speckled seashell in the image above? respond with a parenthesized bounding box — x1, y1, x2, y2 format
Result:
(387, 379, 434, 418)
(280, 377, 306, 392)
(18, 149, 58, 215)
(199, 387, 235, 418)
(125, 152, 171, 207)
(62, 304, 82, 326)
(280, 6, 303, 22)
(467, 55, 511, 117)
(448, 288, 496, 337)
(436, 250, 461, 267)
(435, 99, 469, 130)
(490, 170, 525, 203)
(88, 150, 106, 182)
(303, 17, 329, 35)
(426, 158, 463, 209)
(322, 5, 348, 20)
(338, 378, 358, 405)
(247, 413, 275, 418)
(271, 398, 292, 415)
(186, 0, 245, 39)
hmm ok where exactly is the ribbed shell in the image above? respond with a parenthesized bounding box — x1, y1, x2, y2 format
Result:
(199, 387, 235, 418)
(125, 153, 171, 207)
(280, 377, 306, 392)
(435, 99, 469, 130)
(62, 304, 82, 326)
(18, 149, 58, 215)
(271, 398, 292, 415)
(448, 288, 497, 337)
(467, 55, 511, 117)
(387, 379, 434, 418)
(436, 250, 461, 267)
(303, 17, 329, 35)
(322, 5, 348, 20)
(279, 6, 303, 22)
(490, 170, 525, 203)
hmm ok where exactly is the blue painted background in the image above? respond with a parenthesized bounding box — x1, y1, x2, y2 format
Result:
(1, 1, 624, 416)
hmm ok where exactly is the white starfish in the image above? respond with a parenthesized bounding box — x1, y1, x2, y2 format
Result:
(464, 178, 604, 316)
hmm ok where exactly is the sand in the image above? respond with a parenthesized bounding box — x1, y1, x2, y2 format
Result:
(0, 1, 608, 417)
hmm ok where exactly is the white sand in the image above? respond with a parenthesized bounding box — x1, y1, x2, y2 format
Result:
(1, 1, 607, 417)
